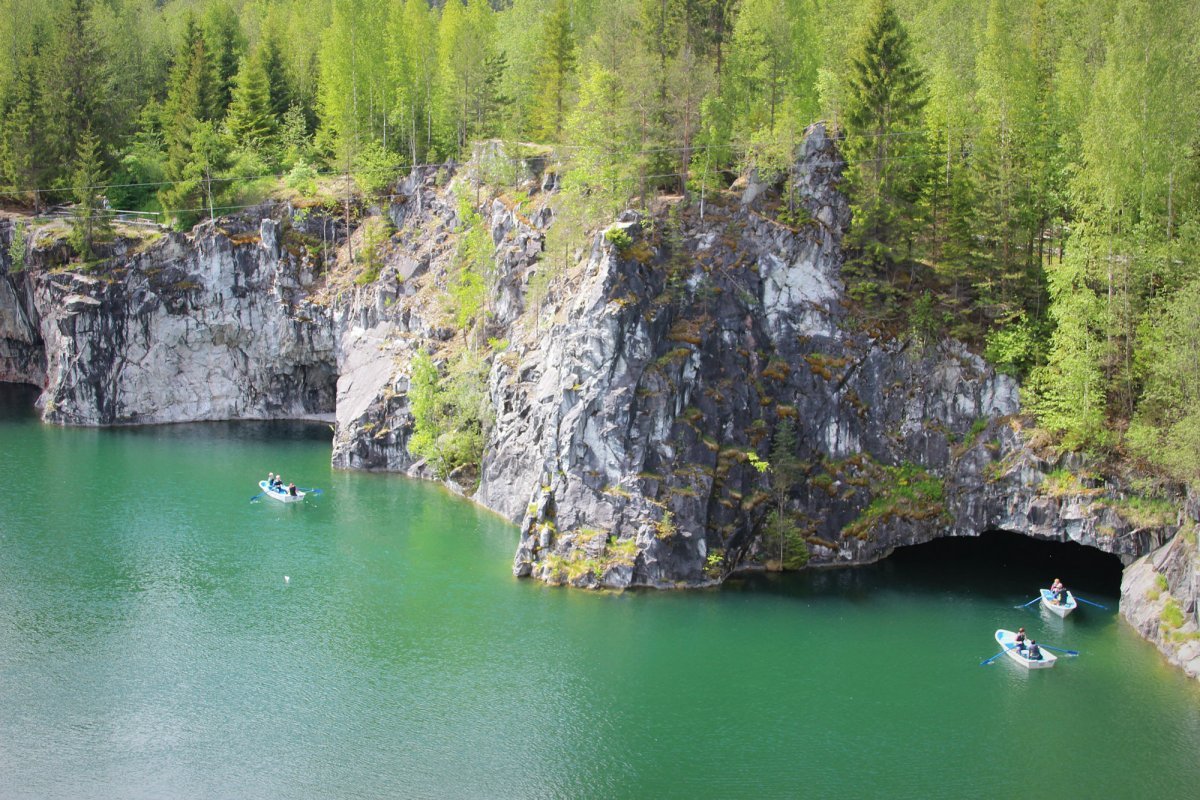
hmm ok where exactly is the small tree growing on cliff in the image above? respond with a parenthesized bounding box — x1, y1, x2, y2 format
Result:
(755, 419, 809, 569)
(7, 222, 28, 273)
(68, 128, 111, 262)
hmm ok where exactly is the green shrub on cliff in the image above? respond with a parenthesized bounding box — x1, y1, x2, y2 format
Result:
(448, 187, 495, 332)
(7, 222, 27, 272)
(353, 141, 402, 198)
(842, 461, 946, 540)
(603, 226, 632, 253)
(408, 350, 490, 480)
(1161, 599, 1185, 630)
(354, 216, 392, 285)
(286, 160, 318, 196)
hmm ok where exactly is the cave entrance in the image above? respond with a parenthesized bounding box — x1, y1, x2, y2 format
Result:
(885, 529, 1124, 601)
(0, 381, 40, 417)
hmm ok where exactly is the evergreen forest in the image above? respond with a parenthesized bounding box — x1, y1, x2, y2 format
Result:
(3, 0, 1200, 485)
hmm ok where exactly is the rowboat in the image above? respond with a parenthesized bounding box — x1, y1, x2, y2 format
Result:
(258, 480, 305, 503)
(995, 629, 1057, 669)
(1040, 588, 1077, 618)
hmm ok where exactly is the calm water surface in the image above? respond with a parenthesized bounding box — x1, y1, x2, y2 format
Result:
(1, 385, 1197, 799)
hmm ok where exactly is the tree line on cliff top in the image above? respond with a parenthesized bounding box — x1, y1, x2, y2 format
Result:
(2, 0, 1200, 484)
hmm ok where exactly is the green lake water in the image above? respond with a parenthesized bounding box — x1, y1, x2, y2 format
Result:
(1, 384, 1198, 799)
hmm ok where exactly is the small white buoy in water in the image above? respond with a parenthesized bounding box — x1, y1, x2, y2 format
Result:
(284, 575, 290, 585)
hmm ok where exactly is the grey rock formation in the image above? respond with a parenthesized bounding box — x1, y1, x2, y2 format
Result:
(329, 166, 460, 474)
(469, 126, 1176, 593)
(1120, 499, 1200, 678)
(0, 217, 46, 388)
(2, 214, 337, 425)
(1, 130, 1195, 679)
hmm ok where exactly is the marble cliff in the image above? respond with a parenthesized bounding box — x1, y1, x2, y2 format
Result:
(1, 125, 1194, 677)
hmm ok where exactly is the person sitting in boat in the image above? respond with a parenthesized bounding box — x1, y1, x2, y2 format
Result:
(1015, 627, 1028, 653)
(272, 473, 284, 490)
(1027, 641, 1042, 660)
(288, 482, 298, 497)
(267, 472, 275, 487)
(1055, 584, 1069, 605)
(1050, 577, 1064, 598)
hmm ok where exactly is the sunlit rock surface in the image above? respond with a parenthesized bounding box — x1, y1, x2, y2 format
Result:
(1, 128, 1193, 679)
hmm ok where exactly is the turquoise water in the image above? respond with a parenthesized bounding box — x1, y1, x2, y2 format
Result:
(1, 385, 1198, 799)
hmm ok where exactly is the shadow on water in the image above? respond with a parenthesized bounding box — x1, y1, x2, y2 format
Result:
(103, 418, 333, 445)
(0, 383, 331, 444)
(727, 529, 1124, 603)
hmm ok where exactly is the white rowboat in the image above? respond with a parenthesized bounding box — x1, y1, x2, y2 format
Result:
(1040, 588, 1077, 618)
(259, 480, 305, 503)
(994, 629, 1057, 669)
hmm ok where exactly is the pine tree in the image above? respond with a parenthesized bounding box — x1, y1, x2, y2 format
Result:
(530, 0, 577, 140)
(762, 419, 808, 570)
(479, 49, 512, 140)
(159, 16, 218, 228)
(920, 49, 980, 308)
(202, 1, 245, 119)
(1025, 244, 1107, 447)
(973, 0, 1044, 314)
(258, 30, 294, 121)
(639, 0, 683, 89)
(227, 51, 277, 151)
(0, 31, 46, 202)
(68, 128, 111, 262)
(922, 125, 978, 305)
(38, 0, 114, 189)
(168, 15, 220, 124)
(842, 0, 928, 275)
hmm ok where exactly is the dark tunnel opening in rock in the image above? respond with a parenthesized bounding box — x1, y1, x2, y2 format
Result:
(0, 382, 41, 416)
(884, 529, 1125, 600)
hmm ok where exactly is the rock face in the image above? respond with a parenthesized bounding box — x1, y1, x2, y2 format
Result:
(473, 126, 1173, 589)
(1120, 499, 1200, 678)
(0, 218, 47, 388)
(328, 165, 474, 476)
(0, 128, 1193, 678)
(1, 213, 337, 424)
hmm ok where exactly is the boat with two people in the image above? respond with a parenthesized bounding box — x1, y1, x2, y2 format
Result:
(992, 628, 1058, 669)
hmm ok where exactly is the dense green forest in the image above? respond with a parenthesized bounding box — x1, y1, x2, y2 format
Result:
(3, 0, 1200, 484)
